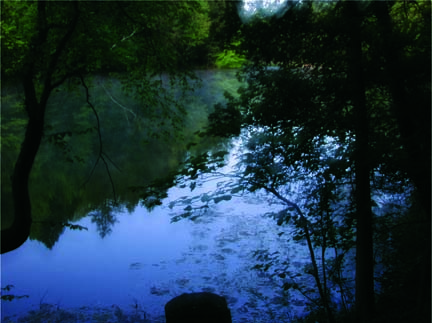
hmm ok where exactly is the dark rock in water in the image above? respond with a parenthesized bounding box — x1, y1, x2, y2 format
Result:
(165, 292, 232, 323)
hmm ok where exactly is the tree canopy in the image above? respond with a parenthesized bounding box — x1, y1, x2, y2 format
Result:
(1, 1, 430, 322)
(164, 1, 430, 322)
(0, 0, 212, 254)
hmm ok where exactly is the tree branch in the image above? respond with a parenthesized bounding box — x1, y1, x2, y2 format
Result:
(40, 2, 80, 108)
(248, 180, 328, 311)
(79, 75, 118, 203)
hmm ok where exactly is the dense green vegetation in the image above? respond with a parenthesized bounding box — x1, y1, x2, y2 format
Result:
(160, 1, 430, 323)
(1, 1, 430, 323)
(1, 70, 240, 247)
(0, 0, 241, 254)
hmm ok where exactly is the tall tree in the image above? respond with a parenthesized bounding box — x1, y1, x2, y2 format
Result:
(197, 1, 429, 320)
(343, 3, 374, 321)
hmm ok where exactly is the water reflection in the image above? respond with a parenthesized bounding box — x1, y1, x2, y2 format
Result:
(1, 69, 240, 249)
(90, 202, 120, 239)
(1, 69, 411, 322)
(2, 182, 297, 321)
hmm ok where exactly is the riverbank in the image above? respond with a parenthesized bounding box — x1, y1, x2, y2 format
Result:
(2, 302, 165, 323)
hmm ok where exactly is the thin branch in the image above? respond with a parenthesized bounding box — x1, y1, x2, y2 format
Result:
(100, 83, 136, 123)
(79, 75, 117, 203)
(249, 180, 327, 310)
(287, 274, 321, 308)
(102, 152, 121, 173)
(40, 2, 80, 108)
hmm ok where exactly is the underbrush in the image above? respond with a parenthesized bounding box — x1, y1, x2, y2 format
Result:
(2, 303, 165, 323)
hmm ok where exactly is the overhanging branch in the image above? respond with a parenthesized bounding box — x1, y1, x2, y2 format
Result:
(80, 75, 118, 203)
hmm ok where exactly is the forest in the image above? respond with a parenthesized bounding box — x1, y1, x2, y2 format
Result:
(1, 1, 430, 323)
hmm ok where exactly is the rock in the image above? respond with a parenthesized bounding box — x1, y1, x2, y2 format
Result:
(165, 292, 232, 323)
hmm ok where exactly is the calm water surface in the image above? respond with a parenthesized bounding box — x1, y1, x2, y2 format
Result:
(1, 70, 405, 322)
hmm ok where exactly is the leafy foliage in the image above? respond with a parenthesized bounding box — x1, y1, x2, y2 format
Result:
(214, 41, 247, 69)
(1, 0, 216, 253)
(164, 1, 429, 321)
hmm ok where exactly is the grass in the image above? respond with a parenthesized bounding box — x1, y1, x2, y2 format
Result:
(2, 303, 166, 323)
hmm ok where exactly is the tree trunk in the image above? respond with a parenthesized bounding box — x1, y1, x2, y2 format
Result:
(1, 1, 79, 254)
(375, 2, 431, 321)
(375, 1, 431, 215)
(344, 2, 375, 322)
(1, 76, 45, 254)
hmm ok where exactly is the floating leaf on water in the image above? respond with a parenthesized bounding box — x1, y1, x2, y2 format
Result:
(201, 193, 211, 203)
(190, 215, 201, 221)
(190, 181, 197, 191)
(213, 254, 225, 261)
(192, 244, 208, 252)
(218, 234, 239, 243)
(221, 248, 235, 254)
(271, 296, 287, 305)
(1, 285, 14, 291)
(173, 212, 191, 220)
(293, 234, 304, 241)
(230, 186, 244, 194)
(175, 278, 190, 287)
(171, 215, 182, 223)
(149, 286, 170, 296)
(213, 195, 232, 203)
(129, 262, 142, 270)
(225, 296, 239, 305)
(291, 299, 305, 307)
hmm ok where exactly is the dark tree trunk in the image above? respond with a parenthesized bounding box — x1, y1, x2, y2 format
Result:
(345, 2, 375, 322)
(1, 76, 45, 254)
(375, 2, 431, 321)
(1, 1, 79, 254)
(375, 1, 431, 216)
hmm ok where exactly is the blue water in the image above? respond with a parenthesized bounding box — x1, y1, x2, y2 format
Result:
(2, 133, 411, 322)
(1, 140, 303, 322)
(1, 190, 300, 322)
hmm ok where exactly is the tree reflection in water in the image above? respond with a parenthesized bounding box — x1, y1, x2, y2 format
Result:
(90, 202, 119, 238)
